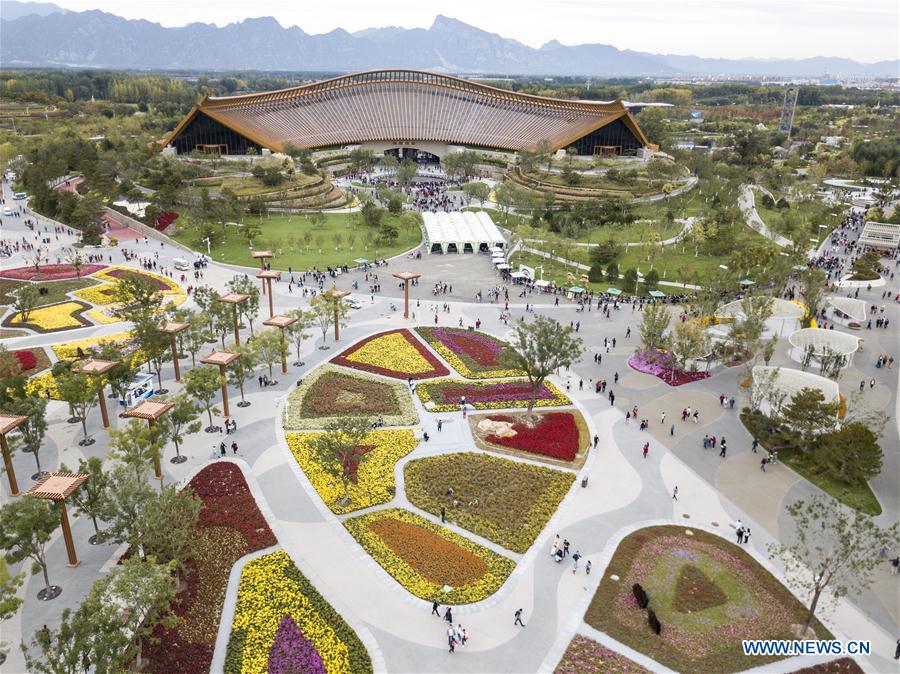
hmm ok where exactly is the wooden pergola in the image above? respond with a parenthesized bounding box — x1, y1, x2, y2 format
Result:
(252, 251, 273, 294)
(74, 359, 117, 429)
(200, 351, 240, 419)
(0, 414, 27, 497)
(124, 400, 176, 476)
(393, 271, 421, 319)
(220, 292, 250, 346)
(320, 286, 350, 342)
(256, 270, 281, 318)
(26, 472, 88, 568)
(263, 314, 298, 374)
(160, 321, 190, 382)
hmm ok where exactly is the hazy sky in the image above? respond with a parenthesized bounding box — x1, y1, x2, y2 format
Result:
(46, 0, 899, 62)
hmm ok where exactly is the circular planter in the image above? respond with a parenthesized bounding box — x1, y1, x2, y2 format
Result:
(37, 585, 62, 601)
(170, 455, 188, 464)
(237, 401, 251, 408)
(88, 532, 107, 546)
(204, 425, 221, 434)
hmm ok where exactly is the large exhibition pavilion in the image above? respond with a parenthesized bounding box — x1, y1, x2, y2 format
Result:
(161, 69, 652, 158)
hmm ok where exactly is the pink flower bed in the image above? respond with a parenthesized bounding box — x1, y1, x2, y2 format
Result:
(628, 350, 710, 386)
(0, 264, 106, 281)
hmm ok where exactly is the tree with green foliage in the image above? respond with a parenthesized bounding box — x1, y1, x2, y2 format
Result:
(0, 497, 59, 600)
(183, 366, 222, 432)
(799, 268, 827, 328)
(397, 157, 418, 186)
(254, 328, 283, 382)
(228, 341, 259, 406)
(815, 423, 882, 484)
(60, 456, 109, 544)
(510, 315, 583, 419)
(311, 416, 372, 507)
(778, 387, 839, 452)
(184, 311, 212, 367)
(227, 274, 260, 336)
(112, 273, 164, 325)
(286, 308, 313, 365)
(192, 285, 220, 335)
(22, 605, 90, 674)
(0, 345, 27, 406)
(361, 200, 384, 229)
(643, 269, 660, 291)
(156, 392, 202, 463)
(133, 320, 170, 393)
(349, 147, 376, 173)
(667, 319, 710, 379)
(462, 182, 490, 207)
(140, 485, 201, 588)
(12, 284, 41, 325)
(108, 419, 164, 484)
(98, 464, 155, 559)
(605, 262, 620, 283)
(0, 562, 24, 624)
(308, 291, 350, 344)
(95, 343, 139, 404)
(769, 495, 898, 635)
(622, 268, 639, 293)
(379, 153, 399, 175)
(4, 395, 48, 478)
(56, 370, 97, 446)
(639, 303, 670, 352)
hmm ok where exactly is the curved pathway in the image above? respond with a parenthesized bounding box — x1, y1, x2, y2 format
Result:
(739, 184, 793, 247)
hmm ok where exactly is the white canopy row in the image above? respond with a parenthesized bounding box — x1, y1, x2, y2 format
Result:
(422, 211, 505, 254)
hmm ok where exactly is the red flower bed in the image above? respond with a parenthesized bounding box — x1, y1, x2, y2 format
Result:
(485, 412, 581, 461)
(153, 211, 179, 231)
(141, 462, 276, 674)
(13, 349, 37, 371)
(0, 264, 106, 281)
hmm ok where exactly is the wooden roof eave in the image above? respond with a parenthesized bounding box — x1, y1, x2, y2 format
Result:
(550, 101, 650, 152)
(195, 107, 283, 152)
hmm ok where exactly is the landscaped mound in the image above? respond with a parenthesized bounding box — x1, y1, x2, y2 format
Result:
(224, 550, 372, 674)
(344, 508, 515, 603)
(416, 377, 570, 411)
(555, 634, 651, 674)
(404, 452, 574, 553)
(284, 365, 418, 430)
(331, 328, 449, 380)
(475, 411, 585, 462)
(286, 429, 418, 514)
(141, 462, 276, 674)
(628, 350, 711, 386)
(3, 300, 93, 332)
(584, 526, 831, 673)
(415, 326, 524, 379)
(0, 263, 106, 281)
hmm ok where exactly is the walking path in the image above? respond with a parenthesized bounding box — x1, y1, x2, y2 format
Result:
(739, 184, 794, 247)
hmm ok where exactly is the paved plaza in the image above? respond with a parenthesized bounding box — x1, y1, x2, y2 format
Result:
(0, 179, 898, 674)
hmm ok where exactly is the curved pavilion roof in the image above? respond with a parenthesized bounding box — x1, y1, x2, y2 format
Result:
(752, 366, 840, 406)
(162, 69, 650, 153)
(788, 328, 860, 357)
(716, 297, 805, 321)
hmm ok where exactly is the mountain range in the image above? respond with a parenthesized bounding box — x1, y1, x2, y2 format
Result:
(1, 1, 897, 78)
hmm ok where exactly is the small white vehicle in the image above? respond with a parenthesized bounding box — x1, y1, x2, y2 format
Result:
(173, 257, 190, 271)
(345, 297, 363, 310)
(12, 192, 27, 201)
(120, 373, 155, 408)
(2, 207, 12, 217)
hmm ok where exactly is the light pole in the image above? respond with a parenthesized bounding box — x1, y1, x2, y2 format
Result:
(203, 237, 211, 256)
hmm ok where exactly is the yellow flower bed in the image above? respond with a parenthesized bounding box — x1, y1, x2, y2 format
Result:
(285, 429, 418, 514)
(7, 301, 90, 331)
(73, 283, 118, 305)
(225, 550, 372, 674)
(51, 332, 133, 360)
(26, 371, 59, 399)
(91, 266, 182, 294)
(345, 332, 434, 374)
(84, 294, 187, 325)
(344, 508, 515, 604)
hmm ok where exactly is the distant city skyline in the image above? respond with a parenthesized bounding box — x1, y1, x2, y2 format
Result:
(37, 0, 900, 63)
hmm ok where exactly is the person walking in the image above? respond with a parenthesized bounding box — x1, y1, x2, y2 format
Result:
(441, 506, 446, 524)
(514, 608, 525, 626)
(751, 438, 759, 453)
(760, 457, 768, 472)
(447, 625, 456, 653)
(572, 550, 581, 573)
(593, 435, 599, 449)
(563, 539, 570, 557)
(736, 526, 744, 544)
(672, 485, 678, 500)
(670, 423, 675, 437)
(219, 442, 226, 458)
(432, 600, 441, 616)
(660, 411, 666, 425)
(444, 606, 453, 623)
(437, 418, 443, 432)
(231, 441, 238, 455)
(719, 440, 727, 458)
(459, 625, 468, 647)
(642, 442, 649, 459)
(742, 528, 751, 545)
(585, 560, 592, 575)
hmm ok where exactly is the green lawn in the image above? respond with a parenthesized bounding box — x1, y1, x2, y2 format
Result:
(0, 277, 97, 307)
(171, 212, 423, 270)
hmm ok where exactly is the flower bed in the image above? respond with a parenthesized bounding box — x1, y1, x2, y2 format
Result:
(224, 550, 372, 674)
(331, 329, 449, 380)
(141, 462, 276, 674)
(476, 412, 585, 462)
(415, 327, 524, 379)
(344, 508, 515, 603)
(91, 266, 182, 293)
(51, 331, 135, 360)
(628, 350, 711, 386)
(284, 365, 418, 430)
(72, 282, 118, 305)
(404, 453, 574, 553)
(0, 263, 106, 281)
(11, 347, 50, 376)
(415, 377, 570, 411)
(286, 429, 418, 514)
(555, 635, 651, 674)
(584, 526, 832, 673)
(84, 293, 187, 325)
(3, 300, 93, 332)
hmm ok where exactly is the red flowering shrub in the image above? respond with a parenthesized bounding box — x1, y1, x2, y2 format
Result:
(485, 412, 581, 461)
(0, 264, 106, 281)
(13, 349, 37, 371)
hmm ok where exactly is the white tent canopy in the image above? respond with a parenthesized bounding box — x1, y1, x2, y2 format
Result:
(752, 366, 840, 418)
(422, 211, 505, 254)
(788, 327, 859, 369)
(826, 296, 867, 324)
(716, 297, 805, 321)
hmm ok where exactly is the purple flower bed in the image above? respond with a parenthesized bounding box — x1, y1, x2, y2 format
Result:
(267, 616, 326, 674)
(104, 268, 172, 291)
(432, 328, 504, 363)
(628, 350, 711, 387)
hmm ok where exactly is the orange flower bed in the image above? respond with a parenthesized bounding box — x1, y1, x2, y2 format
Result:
(369, 517, 487, 588)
